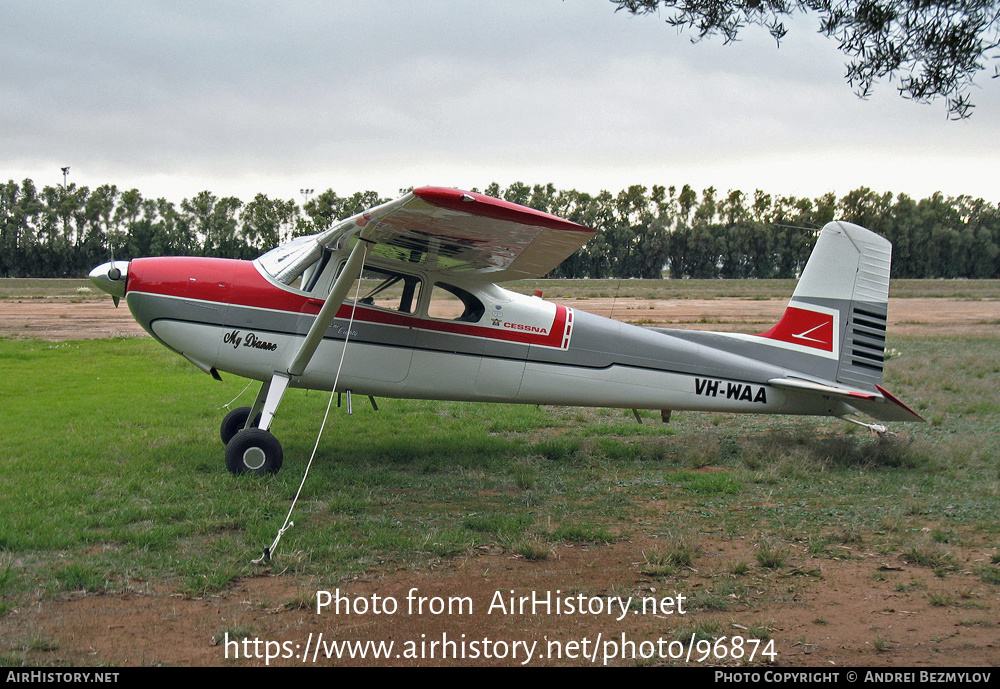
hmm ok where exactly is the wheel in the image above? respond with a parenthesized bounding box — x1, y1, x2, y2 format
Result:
(220, 406, 262, 444)
(225, 428, 284, 475)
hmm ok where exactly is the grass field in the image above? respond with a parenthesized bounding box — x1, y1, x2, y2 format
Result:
(1, 278, 998, 666)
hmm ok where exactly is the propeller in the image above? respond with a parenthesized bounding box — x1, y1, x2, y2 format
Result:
(89, 260, 129, 307)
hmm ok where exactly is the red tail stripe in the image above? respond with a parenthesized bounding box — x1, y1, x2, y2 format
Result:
(758, 306, 835, 353)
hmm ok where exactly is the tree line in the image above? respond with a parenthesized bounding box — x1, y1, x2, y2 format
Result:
(2, 178, 999, 280)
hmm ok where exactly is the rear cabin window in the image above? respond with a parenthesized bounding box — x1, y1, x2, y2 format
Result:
(427, 283, 485, 323)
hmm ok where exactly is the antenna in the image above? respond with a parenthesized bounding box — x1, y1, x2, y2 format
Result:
(609, 279, 623, 321)
(774, 223, 821, 233)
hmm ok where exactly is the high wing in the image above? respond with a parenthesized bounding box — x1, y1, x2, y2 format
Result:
(253, 187, 597, 429)
(315, 186, 595, 281)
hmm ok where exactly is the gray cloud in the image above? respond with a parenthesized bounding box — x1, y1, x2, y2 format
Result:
(3, 1, 997, 203)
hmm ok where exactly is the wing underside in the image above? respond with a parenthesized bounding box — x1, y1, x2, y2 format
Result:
(320, 187, 595, 281)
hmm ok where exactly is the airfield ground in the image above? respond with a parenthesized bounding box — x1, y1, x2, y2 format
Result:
(1, 282, 998, 667)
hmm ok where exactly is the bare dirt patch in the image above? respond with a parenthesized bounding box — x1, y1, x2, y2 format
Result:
(6, 536, 998, 667)
(0, 299, 147, 341)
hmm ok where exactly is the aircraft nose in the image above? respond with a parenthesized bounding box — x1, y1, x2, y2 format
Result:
(89, 261, 129, 303)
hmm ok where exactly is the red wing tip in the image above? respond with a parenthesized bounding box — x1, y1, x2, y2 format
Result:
(413, 186, 594, 234)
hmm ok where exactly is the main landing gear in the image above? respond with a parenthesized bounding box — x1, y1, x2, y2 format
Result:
(220, 236, 372, 477)
(220, 405, 283, 475)
(220, 406, 262, 444)
(225, 426, 284, 475)
(220, 384, 374, 476)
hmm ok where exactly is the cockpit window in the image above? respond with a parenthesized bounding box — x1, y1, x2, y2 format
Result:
(345, 266, 422, 315)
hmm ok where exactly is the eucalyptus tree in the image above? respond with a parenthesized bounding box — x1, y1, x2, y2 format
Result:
(958, 195, 1000, 278)
(241, 194, 299, 259)
(181, 191, 244, 258)
(84, 184, 120, 269)
(300, 189, 387, 235)
(0, 181, 25, 276)
(4, 180, 45, 276)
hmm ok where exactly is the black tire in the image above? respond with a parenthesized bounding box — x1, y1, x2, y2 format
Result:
(220, 406, 262, 444)
(225, 428, 283, 475)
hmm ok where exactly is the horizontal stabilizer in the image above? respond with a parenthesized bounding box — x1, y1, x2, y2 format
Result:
(769, 378, 925, 423)
(869, 384, 926, 423)
(768, 377, 878, 401)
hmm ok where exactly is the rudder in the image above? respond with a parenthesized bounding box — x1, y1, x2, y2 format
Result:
(761, 221, 892, 391)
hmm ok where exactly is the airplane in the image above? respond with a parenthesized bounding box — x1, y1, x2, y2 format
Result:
(89, 186, 924, 475)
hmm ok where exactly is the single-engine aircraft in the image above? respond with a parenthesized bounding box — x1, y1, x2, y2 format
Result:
(90, 186, 923, 475)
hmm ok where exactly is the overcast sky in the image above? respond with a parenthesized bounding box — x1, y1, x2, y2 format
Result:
(4, 0, 999, 207)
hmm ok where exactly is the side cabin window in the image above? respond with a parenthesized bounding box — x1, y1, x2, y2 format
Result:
(345, 266, 422, 315)
(427, 283, 485, 323)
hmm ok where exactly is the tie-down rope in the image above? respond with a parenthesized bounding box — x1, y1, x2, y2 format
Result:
(253, 241, 369, 564)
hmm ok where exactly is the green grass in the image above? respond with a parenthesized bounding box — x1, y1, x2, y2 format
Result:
(641, 531, 700, 576)
(1, 337, 648, 595)
(755, 541, 791, 570)
(1, 286, 999, 616)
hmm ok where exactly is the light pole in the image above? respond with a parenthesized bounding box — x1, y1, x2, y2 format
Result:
(300, 188, 314, 207)
(60, 167, 71, 240)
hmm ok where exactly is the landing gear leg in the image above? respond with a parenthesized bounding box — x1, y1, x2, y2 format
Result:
(220, 406, 262, 444)
(224, 374, 289, 475)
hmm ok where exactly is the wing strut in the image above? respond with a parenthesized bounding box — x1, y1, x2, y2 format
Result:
(288, 235, 372, 377)
(255, 235, 372, 431)
(250, 239, 374, 563)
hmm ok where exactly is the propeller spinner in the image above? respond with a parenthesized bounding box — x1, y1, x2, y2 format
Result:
(89, 261, 129, 307)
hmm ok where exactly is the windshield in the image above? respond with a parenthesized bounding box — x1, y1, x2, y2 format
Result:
(255, 235, 323, 288)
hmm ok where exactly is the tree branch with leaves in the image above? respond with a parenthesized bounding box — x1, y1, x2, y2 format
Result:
(611, 0, 1000, 118)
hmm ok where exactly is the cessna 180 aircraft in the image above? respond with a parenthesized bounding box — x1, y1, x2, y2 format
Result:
(90, 186, 923, 475)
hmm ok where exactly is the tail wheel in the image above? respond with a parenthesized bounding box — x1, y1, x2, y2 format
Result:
(220, 406, 262, 444)
(225, 428, 283, 475)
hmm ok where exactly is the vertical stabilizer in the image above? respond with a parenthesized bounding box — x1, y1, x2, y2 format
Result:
(760, 222, 892, 391)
